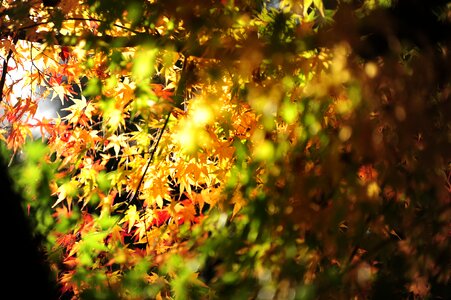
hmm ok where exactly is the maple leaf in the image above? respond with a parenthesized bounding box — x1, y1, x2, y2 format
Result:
(59, 46, 71, 62)
(110, 224, 127, 245)
(52, 180, 79, 208)
(172, 199, 197, 225)
(51, 84, 75, 104)
(62, 96, 94, 126)
(104, 134, 127, 157)
(6, 122, 33, 152)
(33, 117, 55, 137)
(60, 271, 78, 295)
(56, 233, 77, 249)
(143, 175, 172, 208)
(63, 256, 79, 269)
(151, 209, 171, 227)
(100, 100, 127, 132)
(151, 83, 174, 102)
(120, 204, 138, 233)
(231, 190, 245, 217)
(358, 165, 378, 183)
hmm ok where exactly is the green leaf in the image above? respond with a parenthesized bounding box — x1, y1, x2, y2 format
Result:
(83, 78, 102, 97)
(97, 171, 111, 192)
(281, 101, 298, 124)
(24, 141, 48, 162)
(132, 46, 158, 82)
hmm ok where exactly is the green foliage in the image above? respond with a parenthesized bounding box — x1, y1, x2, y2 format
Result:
(9, 141, 58, 238)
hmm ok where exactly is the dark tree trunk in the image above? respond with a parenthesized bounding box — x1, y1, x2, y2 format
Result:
(0, 157, 58, 299)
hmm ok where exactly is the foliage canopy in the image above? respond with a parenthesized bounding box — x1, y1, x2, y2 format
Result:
(1, 0, 450, 299)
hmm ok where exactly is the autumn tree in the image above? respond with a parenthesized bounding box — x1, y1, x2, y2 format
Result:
(1, 0, 450, 299)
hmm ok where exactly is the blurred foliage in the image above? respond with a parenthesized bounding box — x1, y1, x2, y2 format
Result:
(0, 0, 450, 299)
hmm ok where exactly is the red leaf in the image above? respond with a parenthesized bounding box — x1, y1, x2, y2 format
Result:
(59, 46, 70, 62)
(358, 165, 378, 183)
(151, 84, 174, 101)
(152, 210, 171, 227)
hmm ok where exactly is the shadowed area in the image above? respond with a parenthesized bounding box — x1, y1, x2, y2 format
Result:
(0, 155, 58, 298)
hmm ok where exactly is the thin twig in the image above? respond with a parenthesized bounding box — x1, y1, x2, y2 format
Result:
(18, 17, 148, 35)
(0, 35, 19, 102)
(346, 214, 372, 266)
(140, 111, 171, 246)
(31, 43, 61, 65)
(112, 110, 172, 239)
(129, 111, 172, 204)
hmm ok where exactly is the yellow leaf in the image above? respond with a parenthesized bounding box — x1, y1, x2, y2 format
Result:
(231, 191, 245, 217)
(303, 0, 314, 16)
(121, 205, 138, 233)
(367, 181, 380, 199)
(105, 133, 129, 157)
(156, 196, 164, 209)
(313, 0, 325, 17)
(52, 180, 78, 208)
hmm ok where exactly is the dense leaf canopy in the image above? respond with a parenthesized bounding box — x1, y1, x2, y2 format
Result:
(1, 0, 450, 299)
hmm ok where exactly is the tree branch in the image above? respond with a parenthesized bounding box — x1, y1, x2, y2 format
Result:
(18, 17, 150, 36)
(0, 35, 18, 103)
(15, 17, 316, 61)
(129, 110, 172, 206)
